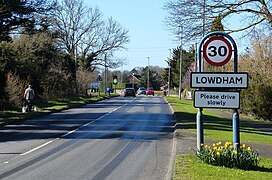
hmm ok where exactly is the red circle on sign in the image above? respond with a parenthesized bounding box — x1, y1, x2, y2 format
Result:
(203, 37, 232, 66)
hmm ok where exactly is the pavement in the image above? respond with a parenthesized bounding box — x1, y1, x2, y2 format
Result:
(173, 108, 272, 158)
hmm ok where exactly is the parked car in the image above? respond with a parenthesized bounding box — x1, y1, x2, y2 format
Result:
(137, 87, 146, 95)
(124, 88, 136, 97)
(146, 87, 154, 96)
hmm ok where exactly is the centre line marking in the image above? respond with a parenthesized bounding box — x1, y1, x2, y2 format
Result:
(20, 100, 132, 156)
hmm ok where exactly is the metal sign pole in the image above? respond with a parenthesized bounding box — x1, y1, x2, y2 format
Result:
(197, 41, 204, 151)
(227, 32, 240, 150)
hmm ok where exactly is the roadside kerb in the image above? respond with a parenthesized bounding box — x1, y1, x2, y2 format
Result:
(164, 96, 177, 180)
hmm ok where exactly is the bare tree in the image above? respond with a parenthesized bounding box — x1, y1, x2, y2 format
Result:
(164, 0, 272, 42)
(52, 0, 129, 70)
(0, 0, 56, 42)
(52, 0, 102, 55)
(88, 17, 129, 69)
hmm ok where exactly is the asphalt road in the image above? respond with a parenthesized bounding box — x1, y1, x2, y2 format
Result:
(0, 95, 175, 180)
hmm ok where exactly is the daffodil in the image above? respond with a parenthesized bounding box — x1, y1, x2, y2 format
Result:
(233, 150, 237, 155)
(248, 146, 251, 151)
(216, 151, 220, 156)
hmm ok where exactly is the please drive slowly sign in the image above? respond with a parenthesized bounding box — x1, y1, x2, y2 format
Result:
(194, 91, 240, 109)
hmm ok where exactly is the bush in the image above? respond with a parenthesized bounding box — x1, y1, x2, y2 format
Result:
(5, 71, 29, 109)
(76, 68, 93, 96)
(196, 141, 260, 170)
(40, 70, 74, 100)
(240, 75, 272, 120)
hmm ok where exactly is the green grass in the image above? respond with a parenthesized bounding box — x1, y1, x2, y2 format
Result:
(165, 96, 272, 179)
(174, 154, 272, 180)
(0, 94, 117, 125)
(165, 96, 272, 144)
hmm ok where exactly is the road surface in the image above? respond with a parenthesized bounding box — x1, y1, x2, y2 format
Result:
(0, 96, 174, 180)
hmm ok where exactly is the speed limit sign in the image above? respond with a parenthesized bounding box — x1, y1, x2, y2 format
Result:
(203, 37, 232, 66)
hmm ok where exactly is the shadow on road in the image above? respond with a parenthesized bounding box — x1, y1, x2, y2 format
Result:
(0, 97, 175, 143)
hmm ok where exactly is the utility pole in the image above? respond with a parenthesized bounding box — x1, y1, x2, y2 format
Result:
(197, 0, 206, 151)
(168, 49, 171, 96)
(202, 0, 206, 71)
(202, 0, 206, 37)
(104, 54, 107, 94)
(195, 43, 198, 72)
(147, 57, 150, 88)
(179, 27, 183, 99)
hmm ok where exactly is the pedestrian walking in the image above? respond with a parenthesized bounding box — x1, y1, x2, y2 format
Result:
(106, 87, 111, 98)
(23, 84, 35, 112)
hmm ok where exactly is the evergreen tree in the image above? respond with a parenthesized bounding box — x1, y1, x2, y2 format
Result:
(0, 0, 55, 42)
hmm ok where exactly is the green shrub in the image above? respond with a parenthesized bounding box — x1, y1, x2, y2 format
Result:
(196, 141, 260, 170)
(240, 74, 272, 121)
(5, 71, 29, 108)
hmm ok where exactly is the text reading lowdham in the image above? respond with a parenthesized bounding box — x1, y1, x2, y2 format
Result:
(196, 76, 243, 85)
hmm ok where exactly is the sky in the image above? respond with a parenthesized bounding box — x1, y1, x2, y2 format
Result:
(86, 0, 179, 71)
(85, 0, 250, 72)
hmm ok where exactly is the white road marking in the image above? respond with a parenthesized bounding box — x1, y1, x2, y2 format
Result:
(21, 140, 54, 156)
(19, 99, 133, 156)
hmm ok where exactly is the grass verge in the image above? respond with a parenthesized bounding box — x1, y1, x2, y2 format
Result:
(174, 154, 272, 180)
(165, 96, 272, 179)
(165, 96, 272, 144)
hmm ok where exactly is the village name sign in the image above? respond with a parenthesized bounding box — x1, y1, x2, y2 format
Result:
(191, 31, 248, 151)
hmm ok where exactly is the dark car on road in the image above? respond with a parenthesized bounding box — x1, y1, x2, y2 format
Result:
(124, 88, 136, 97)
(137, 87, 146, 95)
(146, 87, 154, 96)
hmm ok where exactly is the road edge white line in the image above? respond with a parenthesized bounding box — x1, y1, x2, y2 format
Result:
(164, 96, 177, 180)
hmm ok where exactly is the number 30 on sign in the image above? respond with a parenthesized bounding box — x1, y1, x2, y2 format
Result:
(203, 37, 232, 66)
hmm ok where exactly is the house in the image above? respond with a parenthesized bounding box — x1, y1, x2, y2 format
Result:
(127, 74, 140, 84)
